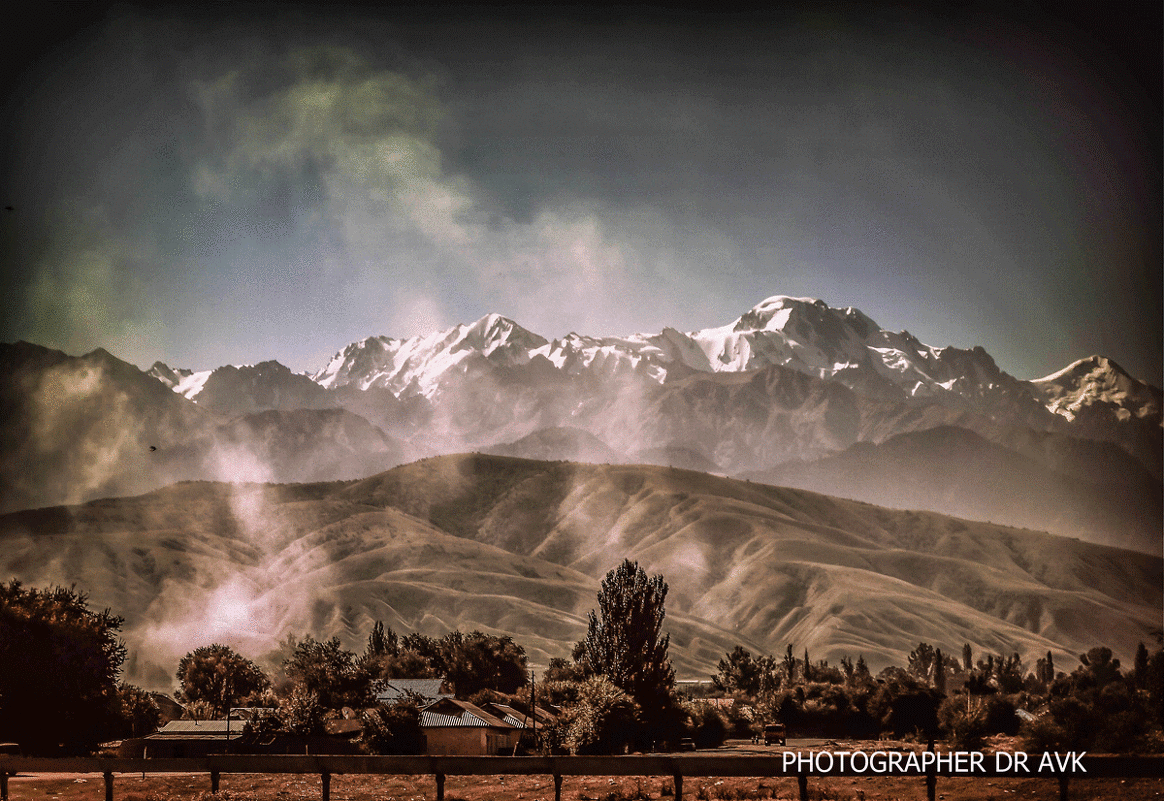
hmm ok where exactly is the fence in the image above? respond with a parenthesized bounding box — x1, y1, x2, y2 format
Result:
(2, 754, 1161, 801)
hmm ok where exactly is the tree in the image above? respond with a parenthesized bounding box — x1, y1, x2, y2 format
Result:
(714, 646, 763, 697)
(284, 635, 371, 710)
(364, 621, 398, 660)
(782, 645, 797, 685)
(176, 644, 270, 716)
(1134, 642, 1150, 689)
(439, 631, 528, 696)
(0, 581, 127, 753)
(117, 684, 162, 739)
(853, 655, 871, 685)
(907, 642, 936, 685)
(577, 560, 674, 714)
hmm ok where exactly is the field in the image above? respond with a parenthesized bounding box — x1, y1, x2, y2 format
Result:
(5, 770, 1163, 801)
(5, 741, 1162, 801)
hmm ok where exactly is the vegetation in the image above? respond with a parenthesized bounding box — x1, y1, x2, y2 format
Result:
(0, 581, 130, 753)
(7, 575, 1162, 757)
(363, 628, 528, 696)
(283, 635, 372, 710)
(707, 636, 1164, 753)
(360, 698, 425, 754)
(176, 643, 271, 716)
(577, 560, 675, 728)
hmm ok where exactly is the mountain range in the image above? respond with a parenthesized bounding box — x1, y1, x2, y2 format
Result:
(3, 295, 1159, 551)
(1, 294, 1159, 689)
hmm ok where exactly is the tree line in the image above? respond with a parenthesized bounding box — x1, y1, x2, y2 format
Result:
(4, 568, 1161, 756)
(709, 637, 1164, 753)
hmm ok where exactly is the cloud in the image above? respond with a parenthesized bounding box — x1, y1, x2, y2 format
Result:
(16, 203, 166, 367)
(184, 45, 730, 344)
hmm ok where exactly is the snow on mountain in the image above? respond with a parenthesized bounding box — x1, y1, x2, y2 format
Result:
(1031, 355, 1163, 424)
(313, 296, 1047, 422)
(148, 361, 214, 400)
(313, 313, 549, 397)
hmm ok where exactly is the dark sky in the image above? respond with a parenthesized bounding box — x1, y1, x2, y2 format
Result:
(1, 2, 1159, 384)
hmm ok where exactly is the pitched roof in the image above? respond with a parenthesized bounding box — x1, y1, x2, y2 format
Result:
(419, 698, 512, 729)
(484, 703, 557, 730)
(376, 678, 452, 704)
(146, 720, 236, 739)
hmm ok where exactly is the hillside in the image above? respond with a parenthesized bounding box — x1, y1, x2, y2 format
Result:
(746, 425, 1163, 554)
(1, 455, 1157, 693)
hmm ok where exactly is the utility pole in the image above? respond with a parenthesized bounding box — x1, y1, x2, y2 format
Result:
(530, 670, 537, 749)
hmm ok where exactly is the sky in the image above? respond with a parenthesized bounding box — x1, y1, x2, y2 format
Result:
(1, 2, 1160, 385)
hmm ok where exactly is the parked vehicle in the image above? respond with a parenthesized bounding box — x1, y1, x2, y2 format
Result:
(763, 723, 786, 746)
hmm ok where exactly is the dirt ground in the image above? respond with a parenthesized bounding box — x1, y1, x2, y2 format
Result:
(4, 740, 1161, 801)
(5, 770, 1163, 801)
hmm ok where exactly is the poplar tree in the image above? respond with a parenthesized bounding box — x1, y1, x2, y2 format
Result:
(578, 559, 674, 713)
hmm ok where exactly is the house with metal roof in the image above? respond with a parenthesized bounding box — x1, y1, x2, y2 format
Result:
(481, 702, 558, 752)
(419, 698, 519, 756)
(130, 720, 236, 757)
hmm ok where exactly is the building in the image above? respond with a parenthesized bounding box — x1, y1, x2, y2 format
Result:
(126, 720, 235, 758)
(123, 718, 363, 757)
(419, 698, 519, 756)
(482, 702, 558, 750)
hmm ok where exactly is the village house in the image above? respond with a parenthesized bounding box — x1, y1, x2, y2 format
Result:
(419, 697, 520, 756)
(122, 719, 235, 758)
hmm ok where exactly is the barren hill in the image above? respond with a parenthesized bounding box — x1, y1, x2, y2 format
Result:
(0, 455, 1158, 692)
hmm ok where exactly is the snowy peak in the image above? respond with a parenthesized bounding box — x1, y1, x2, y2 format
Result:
(313, 314, 548, 398)
(309, 296, 1050, 415)
(1031, 355, 1162, 423)
(733, 295, 831, 332)
(147, 361, 191, 389)
(148, 361, 212, 400)
(449, 313, 549, 358)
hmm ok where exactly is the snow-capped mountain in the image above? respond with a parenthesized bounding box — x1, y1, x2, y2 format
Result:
(1031, 355, 1162, 424)
(312, 296, 1054, 424)
(150, 360, 333, 415)
(1029, 355, 1163, 479)
(313, 313, 549, 397)
(5, 292, 1162, 550)
(148, 361, 212, 401)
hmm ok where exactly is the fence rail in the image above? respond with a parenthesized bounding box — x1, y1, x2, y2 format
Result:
(2, 754, 1161, 801)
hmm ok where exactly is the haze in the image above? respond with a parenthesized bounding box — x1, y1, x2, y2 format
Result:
(0, 3, 1159, 385)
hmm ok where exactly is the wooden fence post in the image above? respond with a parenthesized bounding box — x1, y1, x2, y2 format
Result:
(1059, 775, 1069, 801)
(797, 773, 808, 801)
(553, 774, 562, 801)
(2, 771, 8, 801)
(321, 772, 330, 801)
(211, 771, 220, 794)
(673, 772, 682, 800)
(103, 771, 113, 801)
(435, 772, 445, 801)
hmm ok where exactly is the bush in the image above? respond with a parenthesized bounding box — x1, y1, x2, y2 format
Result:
(361, 700, 425, 754)
(559, 676, 640, 754)
(939, 695, 989, 750)
(685, 702, 728, 749)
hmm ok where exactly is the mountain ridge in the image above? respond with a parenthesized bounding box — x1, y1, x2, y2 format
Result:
(1, 455, 1157, 691)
